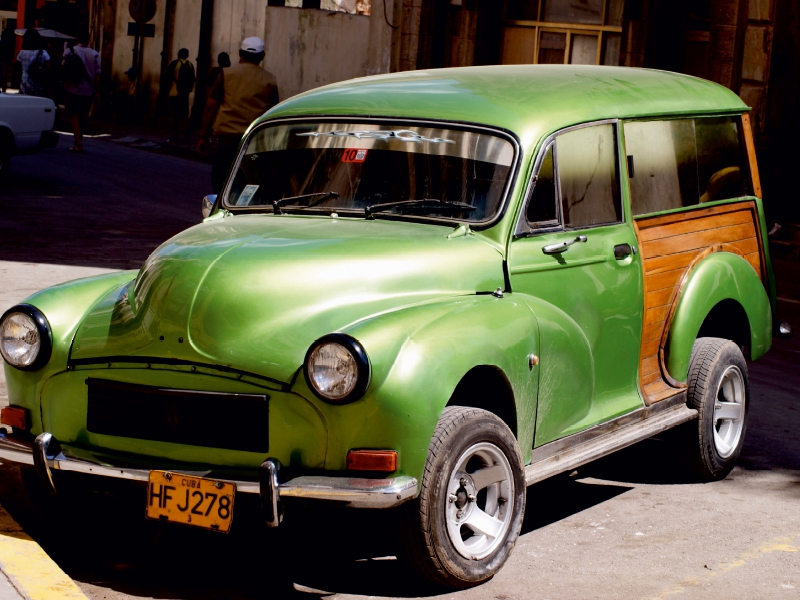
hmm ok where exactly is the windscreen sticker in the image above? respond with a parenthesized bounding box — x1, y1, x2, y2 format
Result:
(236, 185, 260, 206)
(342, 148, 369, 163)
(299, 130, 455, 144)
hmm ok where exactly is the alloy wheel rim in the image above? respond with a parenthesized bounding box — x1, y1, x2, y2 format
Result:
(444, 442, 514, 561)
(713, 365, 745, 458)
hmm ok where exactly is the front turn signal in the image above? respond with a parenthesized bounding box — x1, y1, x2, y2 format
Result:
(346, 450, 398, 472)
(1, 407, 29, 430)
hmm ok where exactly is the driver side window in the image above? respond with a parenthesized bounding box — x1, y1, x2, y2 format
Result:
(520, 122, 622, 234)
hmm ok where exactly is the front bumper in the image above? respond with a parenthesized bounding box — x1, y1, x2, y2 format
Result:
(0, 432, 417, 523)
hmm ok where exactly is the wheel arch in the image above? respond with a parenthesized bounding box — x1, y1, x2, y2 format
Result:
(664, 251, 771, 383)
(446, 365, 518, 439)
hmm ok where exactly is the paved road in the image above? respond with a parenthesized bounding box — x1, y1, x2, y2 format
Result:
(0, 137, 798, 599)
(0, 135, 208, 270)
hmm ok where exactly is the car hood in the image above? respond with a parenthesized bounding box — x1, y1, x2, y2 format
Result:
(70, 215, 505, 383)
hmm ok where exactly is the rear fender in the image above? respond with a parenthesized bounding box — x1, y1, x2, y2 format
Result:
(665, 252, 771, 382)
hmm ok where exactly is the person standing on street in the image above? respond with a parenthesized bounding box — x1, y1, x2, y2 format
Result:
(17, 29, 50, 97)
(164, 48, 195, 143)
(62, 31, 100, 153)
(206, 52, 230, 88)
(199, 37, 279, 194)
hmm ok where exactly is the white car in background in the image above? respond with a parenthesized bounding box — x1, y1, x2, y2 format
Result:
(0, 93, 58, 175)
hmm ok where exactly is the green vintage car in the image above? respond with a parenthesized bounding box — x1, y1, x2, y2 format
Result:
(0, 65, 787, 587)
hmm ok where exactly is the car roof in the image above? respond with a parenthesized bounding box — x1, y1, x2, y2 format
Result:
(262, 65, 748, 145)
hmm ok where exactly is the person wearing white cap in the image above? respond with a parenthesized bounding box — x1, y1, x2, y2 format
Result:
(199, 36, 279, 193)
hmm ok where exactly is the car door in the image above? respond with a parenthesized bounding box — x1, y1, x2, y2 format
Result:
(507, 121, 644, 447)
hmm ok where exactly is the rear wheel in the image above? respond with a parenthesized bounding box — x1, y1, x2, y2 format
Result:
(397, 406, 525, 588)
(0, 153, 10, 177)
(683, 337, 749, 480)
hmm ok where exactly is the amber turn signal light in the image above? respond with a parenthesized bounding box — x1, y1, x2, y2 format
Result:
(0, 407, 29, 430)
(346, 450, 398, 472)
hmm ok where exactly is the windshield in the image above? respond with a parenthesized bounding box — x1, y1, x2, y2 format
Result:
(223, 121, 517, 223)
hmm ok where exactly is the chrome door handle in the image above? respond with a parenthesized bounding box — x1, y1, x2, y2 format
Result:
(542, 235, 587, 255)
(613, 243, 637, 259)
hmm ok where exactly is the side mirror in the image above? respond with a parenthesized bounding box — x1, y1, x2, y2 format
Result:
(202, 194, 217, 219)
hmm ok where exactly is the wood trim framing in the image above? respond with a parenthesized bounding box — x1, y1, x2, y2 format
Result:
(634, 201, 764, 405)
(741, 113, 762, 198)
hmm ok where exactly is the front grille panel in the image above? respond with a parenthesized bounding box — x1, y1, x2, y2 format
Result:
(86, 378, 268, 453)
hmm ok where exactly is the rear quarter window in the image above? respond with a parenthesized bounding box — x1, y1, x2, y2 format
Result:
(624, 116, 749, 216)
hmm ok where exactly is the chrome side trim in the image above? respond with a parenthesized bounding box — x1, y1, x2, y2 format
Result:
(530, 390, 688, 463)
(525, 393, 696, 486)
(0, 434, 417, 509)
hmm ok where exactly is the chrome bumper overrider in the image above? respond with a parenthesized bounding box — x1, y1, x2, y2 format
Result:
(0, 433, 417, 524)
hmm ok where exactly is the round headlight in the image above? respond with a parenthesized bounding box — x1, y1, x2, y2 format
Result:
(304, 334, 370, 403)
(0, 305, 52, 370)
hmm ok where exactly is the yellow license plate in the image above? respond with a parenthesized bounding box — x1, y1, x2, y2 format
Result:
(145, 471, 235, 533)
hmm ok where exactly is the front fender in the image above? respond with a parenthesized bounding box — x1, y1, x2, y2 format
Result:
(2, 271, 137, 434)
(665, 252, 771, 382)
(309, 295, 540, 479)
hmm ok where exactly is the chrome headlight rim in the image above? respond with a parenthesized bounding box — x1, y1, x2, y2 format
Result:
(0, 304, 53, 371)
(303, 333, 371, 404)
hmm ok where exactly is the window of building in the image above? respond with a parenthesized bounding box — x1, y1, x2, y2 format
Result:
(501, 0, 623, 66)
(624, 117, 748, 217)
(267, 0, 370, 15)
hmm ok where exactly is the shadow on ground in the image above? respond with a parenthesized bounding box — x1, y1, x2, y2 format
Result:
(0, 463, 639, 600)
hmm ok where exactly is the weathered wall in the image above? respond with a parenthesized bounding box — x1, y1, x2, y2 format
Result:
(210, 2, 395, 101)
(110, 0, 396, 110)
(111, 0, 204, 108)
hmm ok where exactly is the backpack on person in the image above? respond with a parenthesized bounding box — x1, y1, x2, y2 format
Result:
(62, 49, 90, 85)
(26, 49, 47, 85)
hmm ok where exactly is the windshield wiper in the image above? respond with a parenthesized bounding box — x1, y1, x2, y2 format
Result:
(365, 199, 477, 219)
(273, 191, 339, 215)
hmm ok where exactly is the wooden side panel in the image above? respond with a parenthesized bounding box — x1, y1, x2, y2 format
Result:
(635, 201, 764, 405)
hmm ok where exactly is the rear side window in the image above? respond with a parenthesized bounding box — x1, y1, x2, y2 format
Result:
(624, 116, 748, 216)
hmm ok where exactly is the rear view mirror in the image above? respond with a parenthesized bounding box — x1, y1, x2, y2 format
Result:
(202, 195, 217, 219)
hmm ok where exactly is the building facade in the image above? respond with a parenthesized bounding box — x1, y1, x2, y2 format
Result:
(11, 0, 800, 221)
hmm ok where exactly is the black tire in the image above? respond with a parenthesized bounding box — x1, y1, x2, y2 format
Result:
(397, 406, 525, 588)
(683, 337, 749, 481)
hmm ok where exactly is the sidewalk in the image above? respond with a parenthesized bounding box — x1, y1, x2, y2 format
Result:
(0, 505, 87, 600)
(0, 569, 21, 600)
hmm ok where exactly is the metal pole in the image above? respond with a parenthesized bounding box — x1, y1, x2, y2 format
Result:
(133, 0, 146, 118)
(190, 0, 214, 129)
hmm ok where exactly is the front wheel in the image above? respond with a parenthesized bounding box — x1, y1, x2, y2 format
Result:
(397, 406, 525, 588)
(683, 337, 749, 480)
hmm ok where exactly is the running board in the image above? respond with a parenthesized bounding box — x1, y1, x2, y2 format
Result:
(525, 392, 696, 486)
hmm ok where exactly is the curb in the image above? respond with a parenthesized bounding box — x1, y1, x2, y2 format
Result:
(0, 506, 88, 600)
